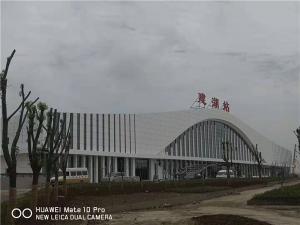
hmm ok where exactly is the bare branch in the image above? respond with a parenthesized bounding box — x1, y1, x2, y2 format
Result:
(3, 49, 16, 79)
(27, 127, 33, 162)
(21, 97, 39, 127)
(8, 90, 32, 121)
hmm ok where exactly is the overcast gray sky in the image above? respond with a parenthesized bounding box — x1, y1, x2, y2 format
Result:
(1, 1, 299, 151)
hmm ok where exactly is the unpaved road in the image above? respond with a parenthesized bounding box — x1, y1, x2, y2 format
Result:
(105, 180, 300, 225)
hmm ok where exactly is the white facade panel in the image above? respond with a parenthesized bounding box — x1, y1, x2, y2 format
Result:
(1, 108, 292, 175)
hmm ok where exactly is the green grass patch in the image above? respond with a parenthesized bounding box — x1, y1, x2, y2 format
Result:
(248, 183, 300, 205)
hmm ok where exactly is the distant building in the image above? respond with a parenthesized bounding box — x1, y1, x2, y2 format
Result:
(1, 108, 292, 181)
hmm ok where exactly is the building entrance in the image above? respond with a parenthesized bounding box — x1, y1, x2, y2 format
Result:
(135, 159, 149, 180)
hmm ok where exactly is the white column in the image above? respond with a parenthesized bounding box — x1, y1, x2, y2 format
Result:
(80, 113, 84, 150)
(175, 160, 179, 180)
(74, 155, 78, 168)
(66, 156, 70, 168)
(108, 156, 112, 177)
(95, 156, 99, 183)
(81, 155, 86, 168)
(125, 158, 129, 176)
(101, 156, 105, 179)
(131, 158, 136, 176)
(149, 159, 155, 181)
(113, 157, 118, 172)
(170, 160, 174, 180)
(165, 160, 169, 179)
(89, 156, 93, 183)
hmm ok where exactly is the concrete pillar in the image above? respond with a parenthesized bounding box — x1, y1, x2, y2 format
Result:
(113, 157, 118, 172)
(107, 157, 112, 177)
(81, 156, 86, 168)
(176, 160, 179, 179)
(170, 160, 174, 180)
(162, 160, 165, 179)
(89, 156, 93, 183)
(241, 164, 244, 177)
(165, 160, 169, 179)
(69, 156, 73, 167)
(173, 160, 177, 180)
(125, 158, 129, 176)
(169, 160, 172, 179)
(95, 156, 99, 183)
(74, 155, 77, 168)
(246, 165, 249, 177)
(131, 158, 136, 176)
(66, 156, 70, 168)
(100, 157, 105, 179)
(149, 159, 155, 181)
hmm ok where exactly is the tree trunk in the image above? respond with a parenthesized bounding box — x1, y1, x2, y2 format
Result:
(258, 165, 262, 179)
(226, 164, 230, 179)
(32, 171, 39, 207)
(45, 182, 50, 204)
(45, 163, 51, 204)
(53, 170, 59, 202)
(8, 168, 17, 225)
(63, 171, 67, 197)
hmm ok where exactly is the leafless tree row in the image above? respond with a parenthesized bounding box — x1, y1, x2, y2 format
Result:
(1, 50, 71, 224)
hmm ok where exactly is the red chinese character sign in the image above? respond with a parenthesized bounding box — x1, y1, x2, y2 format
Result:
(223, 101, 230, 112)
(191, 93, 230, 113)
(211, 97, 219, 109)
(198, 92, 207, 108)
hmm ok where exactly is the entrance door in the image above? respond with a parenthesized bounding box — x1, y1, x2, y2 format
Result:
(135, 159, 149, 180)
(117, 157, 125, 173)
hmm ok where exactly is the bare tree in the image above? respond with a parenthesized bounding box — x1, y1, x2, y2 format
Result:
(43, 109, 71, 202)
(252, 144, 264, 179)
(294, 127, 300, 156)
(26, 102, 49, 207)
(43, 109, 62, 202)
(221, 141, 235, 179)
(1, 49, 38, 224)
(53, 115, 71, 202)
(292, 127, 300, 176)
(59, 130, 71, 197)
(52, 113, 72, 199)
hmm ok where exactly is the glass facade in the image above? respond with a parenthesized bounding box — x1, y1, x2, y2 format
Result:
(165, 120, 254, 162)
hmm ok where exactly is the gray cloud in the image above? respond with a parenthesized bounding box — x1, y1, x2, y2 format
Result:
(1, 1, 299, 151)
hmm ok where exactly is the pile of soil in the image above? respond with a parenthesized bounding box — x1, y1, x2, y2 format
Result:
(192, 214, 272, 225)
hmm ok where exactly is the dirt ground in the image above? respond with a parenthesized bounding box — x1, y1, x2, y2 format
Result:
(3, 180, 299, 225)
(192, 214, 272, 225)
(91, 180, 300, 225)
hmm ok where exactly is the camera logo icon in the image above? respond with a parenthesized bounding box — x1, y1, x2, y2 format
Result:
(11, 208, 32, 219)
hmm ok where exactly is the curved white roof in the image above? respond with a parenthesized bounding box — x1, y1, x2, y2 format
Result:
(135, 109, 292, 166)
